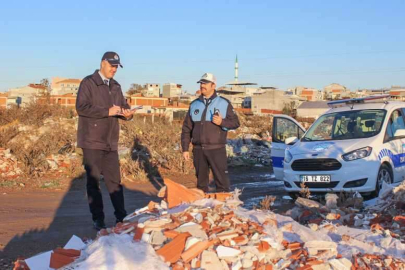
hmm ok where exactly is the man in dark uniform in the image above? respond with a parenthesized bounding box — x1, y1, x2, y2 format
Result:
(181, 73, 240, 192)
(76, 52, 135, 230)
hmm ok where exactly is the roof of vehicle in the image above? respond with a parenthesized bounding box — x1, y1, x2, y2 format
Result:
(327, 100, 404, 113)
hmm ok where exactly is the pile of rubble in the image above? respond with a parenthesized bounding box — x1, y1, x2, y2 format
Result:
(17, 179, 405, 270)
(46, 154, 76, 172)
(0, 148, 22, 178)
(227, 133, 272, 166)
(285, 182, 405, 248)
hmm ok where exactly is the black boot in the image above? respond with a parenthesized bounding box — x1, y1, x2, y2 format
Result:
(93, 219, 106, 231)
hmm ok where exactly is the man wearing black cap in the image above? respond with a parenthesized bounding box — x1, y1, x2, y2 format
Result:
(76, 52, 135, 230)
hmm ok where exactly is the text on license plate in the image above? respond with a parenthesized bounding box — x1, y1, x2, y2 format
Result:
(300, 175, 331, 182)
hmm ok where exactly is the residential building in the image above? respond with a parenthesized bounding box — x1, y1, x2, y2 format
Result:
(251, 89, 305, 115)
(51, 77, 82, 95)
(390, 86, 405, 101)
(152, 103, 189, 121)
(178, 94, 198, 103)
(243, 96, 251, 108)
(126, 94, 169, 109)
(297, 101, 330, 119)
(37, 93, 77, 108)
(355, 88, 390, 98)
(324, 83, 350, 100)
(290, 86, 323, 101)
(142, 83, 160, 97)
(7, 84, 47, 106)
(162, 83, 182, 98)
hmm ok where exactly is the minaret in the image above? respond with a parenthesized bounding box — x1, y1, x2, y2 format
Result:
(234, 55, 238, 82)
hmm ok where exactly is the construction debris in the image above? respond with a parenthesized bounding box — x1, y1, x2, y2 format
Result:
(0, 148, 22, 178)
(227, 135, 272, 166)
(16, 180, 405, 270)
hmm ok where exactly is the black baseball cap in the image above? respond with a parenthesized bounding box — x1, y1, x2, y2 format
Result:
(101, 51, 123, 68)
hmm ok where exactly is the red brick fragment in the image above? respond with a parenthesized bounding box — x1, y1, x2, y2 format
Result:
(200, 220, 210, 231)
(180, 239, 216, 263)
(258, 241, 271, 252)
(13, 259, 30, 270)
(164, 179, 205, 208)
(49, 252, 75, 269)
(147, 201, 158, 211)
(205, 193, 232, 201)
(133, 225, 144, 241)
(164, 230, 180, 239)
(156, 232, 191, 263)
(393, 216, 405, 226)
(53, 248, 80, 257)
(287, 242, 302, 250)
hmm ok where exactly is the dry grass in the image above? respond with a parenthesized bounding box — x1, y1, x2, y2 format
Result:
(299, 182, 311, 199)
(254, 195, 276, 210)
(237, 113, 273, 137)
(7, 123, 77, 177)
(120, 115, 194, 180)
(0, 101, 75, 127)
(0, 121, 20, 148)
(0, 99, 77, 177)
(120, 153, 149, 182)
(0, 100, 279, 183)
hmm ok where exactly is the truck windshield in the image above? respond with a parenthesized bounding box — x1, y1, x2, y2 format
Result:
(302, 109, 386, 141)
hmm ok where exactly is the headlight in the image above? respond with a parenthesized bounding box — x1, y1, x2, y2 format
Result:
(342, 147, 372, 161)
(285, 150, 293, 163)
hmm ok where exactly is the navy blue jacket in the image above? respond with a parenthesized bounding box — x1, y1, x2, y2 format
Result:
(181, 92, 240, 151)
(76, 70, 130, 151)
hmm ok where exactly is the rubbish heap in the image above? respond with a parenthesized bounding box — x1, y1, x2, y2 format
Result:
(0, 148, 22, 178)
(285, 181, 405, 248)
(226, 134, 272, 166)
(16, 179, 405, 270)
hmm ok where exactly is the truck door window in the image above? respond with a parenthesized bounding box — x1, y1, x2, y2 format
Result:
(274, 118, 301, 143)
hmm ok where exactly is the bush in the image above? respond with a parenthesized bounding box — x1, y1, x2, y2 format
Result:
(120, 115, 194, 175)
(0, 121, 20, 148)
(8, 124, 77, 176)
(0, 101, 75, 127)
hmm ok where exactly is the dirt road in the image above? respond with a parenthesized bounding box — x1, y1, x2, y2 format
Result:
(0, 166, 286, 268)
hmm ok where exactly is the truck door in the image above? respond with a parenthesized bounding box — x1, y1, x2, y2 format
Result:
(271, 115, 306, 181)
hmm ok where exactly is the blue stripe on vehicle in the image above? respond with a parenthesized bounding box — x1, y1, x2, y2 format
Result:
(378, 149, 405, 168)
(271, 156, 284, 168)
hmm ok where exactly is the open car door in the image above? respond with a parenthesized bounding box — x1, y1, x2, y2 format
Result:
(271, 115, 306, 181)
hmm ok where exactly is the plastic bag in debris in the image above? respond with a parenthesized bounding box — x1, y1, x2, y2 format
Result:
(68, 234, 169, 270)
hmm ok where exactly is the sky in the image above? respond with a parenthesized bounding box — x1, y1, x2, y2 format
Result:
(1, 0, 405, 93)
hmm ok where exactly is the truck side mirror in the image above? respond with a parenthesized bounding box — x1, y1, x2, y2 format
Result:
(285, 136, 298, 145)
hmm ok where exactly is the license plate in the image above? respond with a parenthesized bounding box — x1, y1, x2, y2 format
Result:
(300, 175, 331, 183)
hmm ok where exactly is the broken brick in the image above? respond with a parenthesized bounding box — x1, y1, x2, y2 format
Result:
(164, 178, 205, 208)
(133, 224, 144, 241)
(393, 216, 405, 226)
(156, 232, 190, 263)
(49, 252, 75, 269)
(147, 201, 159, 211)
(163, 230, 180, 239)
(257, 241, 271, 252)
(180, 239, 216, 263)
(53, 248, 80, 257)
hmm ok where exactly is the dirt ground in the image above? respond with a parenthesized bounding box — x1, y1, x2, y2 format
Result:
(0, 166, 287, 269)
